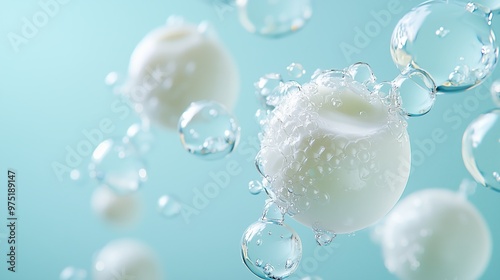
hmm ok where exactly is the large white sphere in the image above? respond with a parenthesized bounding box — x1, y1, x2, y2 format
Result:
(377, 189, 491, 280)
(93, 239, 163, 280)
(126, 21, 239, 129)
(91, 186, 141, 227)
(259, 72, 411, 234)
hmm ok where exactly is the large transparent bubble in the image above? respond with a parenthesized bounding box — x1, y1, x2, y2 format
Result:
(391, 0, 498, 93)
(241, 220, 302, 279)
(462, 108, 500, 192)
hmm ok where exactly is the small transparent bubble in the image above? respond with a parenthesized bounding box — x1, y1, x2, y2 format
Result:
(241, 220, 302, 279)
(347, 62, 376, 86)
(60, 266, 87, 280)
(313, 229, 336, 246)
(123, 123, 155, 155)
(237, 0, 312, 37)
(490, 80, 500, 106)
(89, 139, 147, 194)
(249, 180, 264, 195)
(255, 73, 284, 109)
(261, 199, 285, 223)
(157, 195, 182, 218)
(178, 100, 240, 160)
(462, 109, 500, 192)
(287, 62, 306, 78)
(392, 68, 436, 117)
(391, 0, 498, 93)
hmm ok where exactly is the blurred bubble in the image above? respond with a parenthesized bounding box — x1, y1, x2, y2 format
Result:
(91, 186, 142, 228)
(178, 100, 240, 159)
(287, 63, 306, 78)
(490, 80, 500, 106)
(391, 1, 498, 93)
(241, 220, 302, 279)
(157, 195, 182, 218)
(93, 239, 162, 280)
(462, 109, 500, 192)
(60, 266, 87, 280)
(89, 139, 148, 194)
(104, 72, 119, 87)
(376, 189, 491, 280)
(392, 68, 437, 117)
(237, 0, 312, 37)
(249, 180, 264, 195)
(123, 123, 155, 155)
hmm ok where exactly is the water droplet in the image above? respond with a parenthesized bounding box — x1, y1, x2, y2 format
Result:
(60, 266, 87, 280)
(89, 139, 147, 194)
(392, 68, 436, 117)
(157, 195, 182, 218)
(249, 180, 264, 195)
(237, 0, 312, 37)
(287, 62, 306, 78)
(178, 100, 240, 160)
(462, 109, 500, 192)
(241, 220, 302, 279)
(391, 1, 498, 92)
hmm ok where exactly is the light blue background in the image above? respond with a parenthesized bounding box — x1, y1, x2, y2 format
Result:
(0, 0, 499, 279)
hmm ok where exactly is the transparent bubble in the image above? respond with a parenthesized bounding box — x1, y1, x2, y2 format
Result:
(241, 220, 302, 279)
(313, 228, 336, 246)
(60, 266, 87, 280)
(392, 68, 437, 116)
(347, 62, 376, 86)
(261, 199, 285, 223)
(178, 100, 240, 160)
(236, 0, 312, 37)
(287, 63, 306, 78)
(249, 180, 264, 195)
(157, 195, 182, 218)
(89, 139, 148, 194)
(391, 0, 498, 93)
(462, 109, 500, 192)
(491, 80, 500, 106)
(123, 123, 155, 155)
(255, 73, 284, 109)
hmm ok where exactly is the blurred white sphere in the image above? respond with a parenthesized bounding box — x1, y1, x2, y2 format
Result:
(91, 186, 141, 227)
(93, 239, 162, 280)
(377, 189, 491, 280)
(126, 20, 239, 129)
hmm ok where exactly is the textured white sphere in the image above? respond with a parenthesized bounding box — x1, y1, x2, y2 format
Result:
(126, 22, 239, 129)
(378, 189, 491, 280)
(93, 239, 162, 280)
(259, 73, 411, 234)
(91, 186, 141, 227)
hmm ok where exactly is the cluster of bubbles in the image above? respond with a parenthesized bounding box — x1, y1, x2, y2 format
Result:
(391, 0, 498, 93)
(241, 61, 439, 279)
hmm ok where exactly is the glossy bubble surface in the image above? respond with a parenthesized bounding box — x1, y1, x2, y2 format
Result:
(179, 100, 240, 159)
(241, 220, 302, 279)
(391, 1, 498, 92)
(462, 109, 500, 192)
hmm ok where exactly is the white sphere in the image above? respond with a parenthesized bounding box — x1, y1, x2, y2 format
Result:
(259, 72, 411, 233)
(126, 21, 239, 129)
(93, 239, 162, 280)
(91, 186, 141, 227)
(377, 189, 491, 280)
